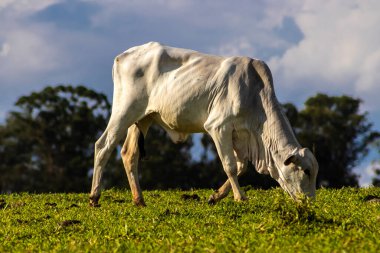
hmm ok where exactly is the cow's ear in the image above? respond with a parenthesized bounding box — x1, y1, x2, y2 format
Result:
(284, 154, 297, 166)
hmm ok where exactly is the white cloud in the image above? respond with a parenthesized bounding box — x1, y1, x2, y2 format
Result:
(213, 37, 256, 57)
(356, 160, 380, 186)
(356, 49, 380, 92)
(0, 25, 62, 86)
(0, 0, 63, 85)
(0, 0, 61, 18)
(0, 0, 114, 91)
(268, 0, 380, 97)
(0, 43, 10, 57)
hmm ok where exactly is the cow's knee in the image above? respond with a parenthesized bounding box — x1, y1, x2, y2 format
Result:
(237, 160, 248, 176)
(120, 145, 131, 159)
(222, 157, 238, 177)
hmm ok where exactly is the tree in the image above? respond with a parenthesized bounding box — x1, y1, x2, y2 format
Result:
(371, 139, 380, 186)
(0, 85, 113, 193)
(372, 164, 380, 187)
(283, 93, 379, 187)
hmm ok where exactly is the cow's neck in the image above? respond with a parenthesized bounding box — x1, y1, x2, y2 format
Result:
(261, 95, 300, 167)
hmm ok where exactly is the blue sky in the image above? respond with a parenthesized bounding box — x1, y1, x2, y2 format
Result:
(0, 0, 379, 185)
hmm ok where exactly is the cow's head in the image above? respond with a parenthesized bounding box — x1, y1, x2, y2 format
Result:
(271, 148, 318, 201)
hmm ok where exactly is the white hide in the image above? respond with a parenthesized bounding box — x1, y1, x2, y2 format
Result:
(90, 42, 318, 204)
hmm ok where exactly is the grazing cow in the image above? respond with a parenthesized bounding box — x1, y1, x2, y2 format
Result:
(90, 42, 318, 207)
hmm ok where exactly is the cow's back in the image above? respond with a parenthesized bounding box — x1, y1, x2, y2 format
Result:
(116, 42, 222, 132)
(113, 42, 267, 133)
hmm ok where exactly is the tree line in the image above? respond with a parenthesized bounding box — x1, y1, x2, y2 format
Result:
(0, 85, 379, 193)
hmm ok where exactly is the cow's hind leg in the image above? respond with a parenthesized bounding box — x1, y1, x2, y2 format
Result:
(208, 156, 247, 204)
(206, 125, 247, 203)
(121, 117, 152, 206)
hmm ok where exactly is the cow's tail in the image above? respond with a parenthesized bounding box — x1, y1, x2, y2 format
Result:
(112, 55, 125, 89)
(112, 56, 119, 88)
(110, 56, 122, 115)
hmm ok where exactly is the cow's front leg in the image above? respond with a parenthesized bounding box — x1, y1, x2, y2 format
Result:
(121, 119, 151, 206)
(206, 125, 247, 203)
(208, 158, 247, 204)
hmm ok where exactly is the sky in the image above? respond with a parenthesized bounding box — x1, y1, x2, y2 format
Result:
(0, 0, 379, 185)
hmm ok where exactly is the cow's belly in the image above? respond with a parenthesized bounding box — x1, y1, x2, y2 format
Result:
(149, 101, 208, 133)
(147, 90, 210, 133)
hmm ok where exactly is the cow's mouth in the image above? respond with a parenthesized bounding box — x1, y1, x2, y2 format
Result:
(277, 177, 306, 202)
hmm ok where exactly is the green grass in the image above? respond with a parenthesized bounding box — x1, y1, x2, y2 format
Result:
(1, 187, 380, 252)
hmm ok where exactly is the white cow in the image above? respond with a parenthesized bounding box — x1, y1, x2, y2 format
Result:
(90, 42, 318, 206)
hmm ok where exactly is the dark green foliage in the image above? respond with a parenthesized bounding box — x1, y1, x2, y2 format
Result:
(372, 140, 380, 186)
(0, 85, 112, 193)
(283, 93, 379, 187)
(138, 126, 226, 190)
(373, 169, 380, 187)
(372, 164, 380, 187)
(139, 125, 196, 189)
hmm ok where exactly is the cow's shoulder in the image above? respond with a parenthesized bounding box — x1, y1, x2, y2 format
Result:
(250, 59, 273, 89)
(224, 57, 274, 92)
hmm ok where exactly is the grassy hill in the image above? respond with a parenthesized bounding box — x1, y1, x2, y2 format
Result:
(1, 187, 380, 252)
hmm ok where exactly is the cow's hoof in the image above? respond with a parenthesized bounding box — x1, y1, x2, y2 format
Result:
(133, 198, 146, 207)
(89, 195, 101, 207)
(90, 202, 101, 207)
(208, 195, 217, 205)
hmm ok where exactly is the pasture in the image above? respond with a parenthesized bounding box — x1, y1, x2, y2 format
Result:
(1, 187, 379, 252)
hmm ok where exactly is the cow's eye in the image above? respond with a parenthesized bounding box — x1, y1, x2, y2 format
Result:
(304, 169, 311, 177)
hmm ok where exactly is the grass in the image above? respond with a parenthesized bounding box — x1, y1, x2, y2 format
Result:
(1, 187, 380, 252)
